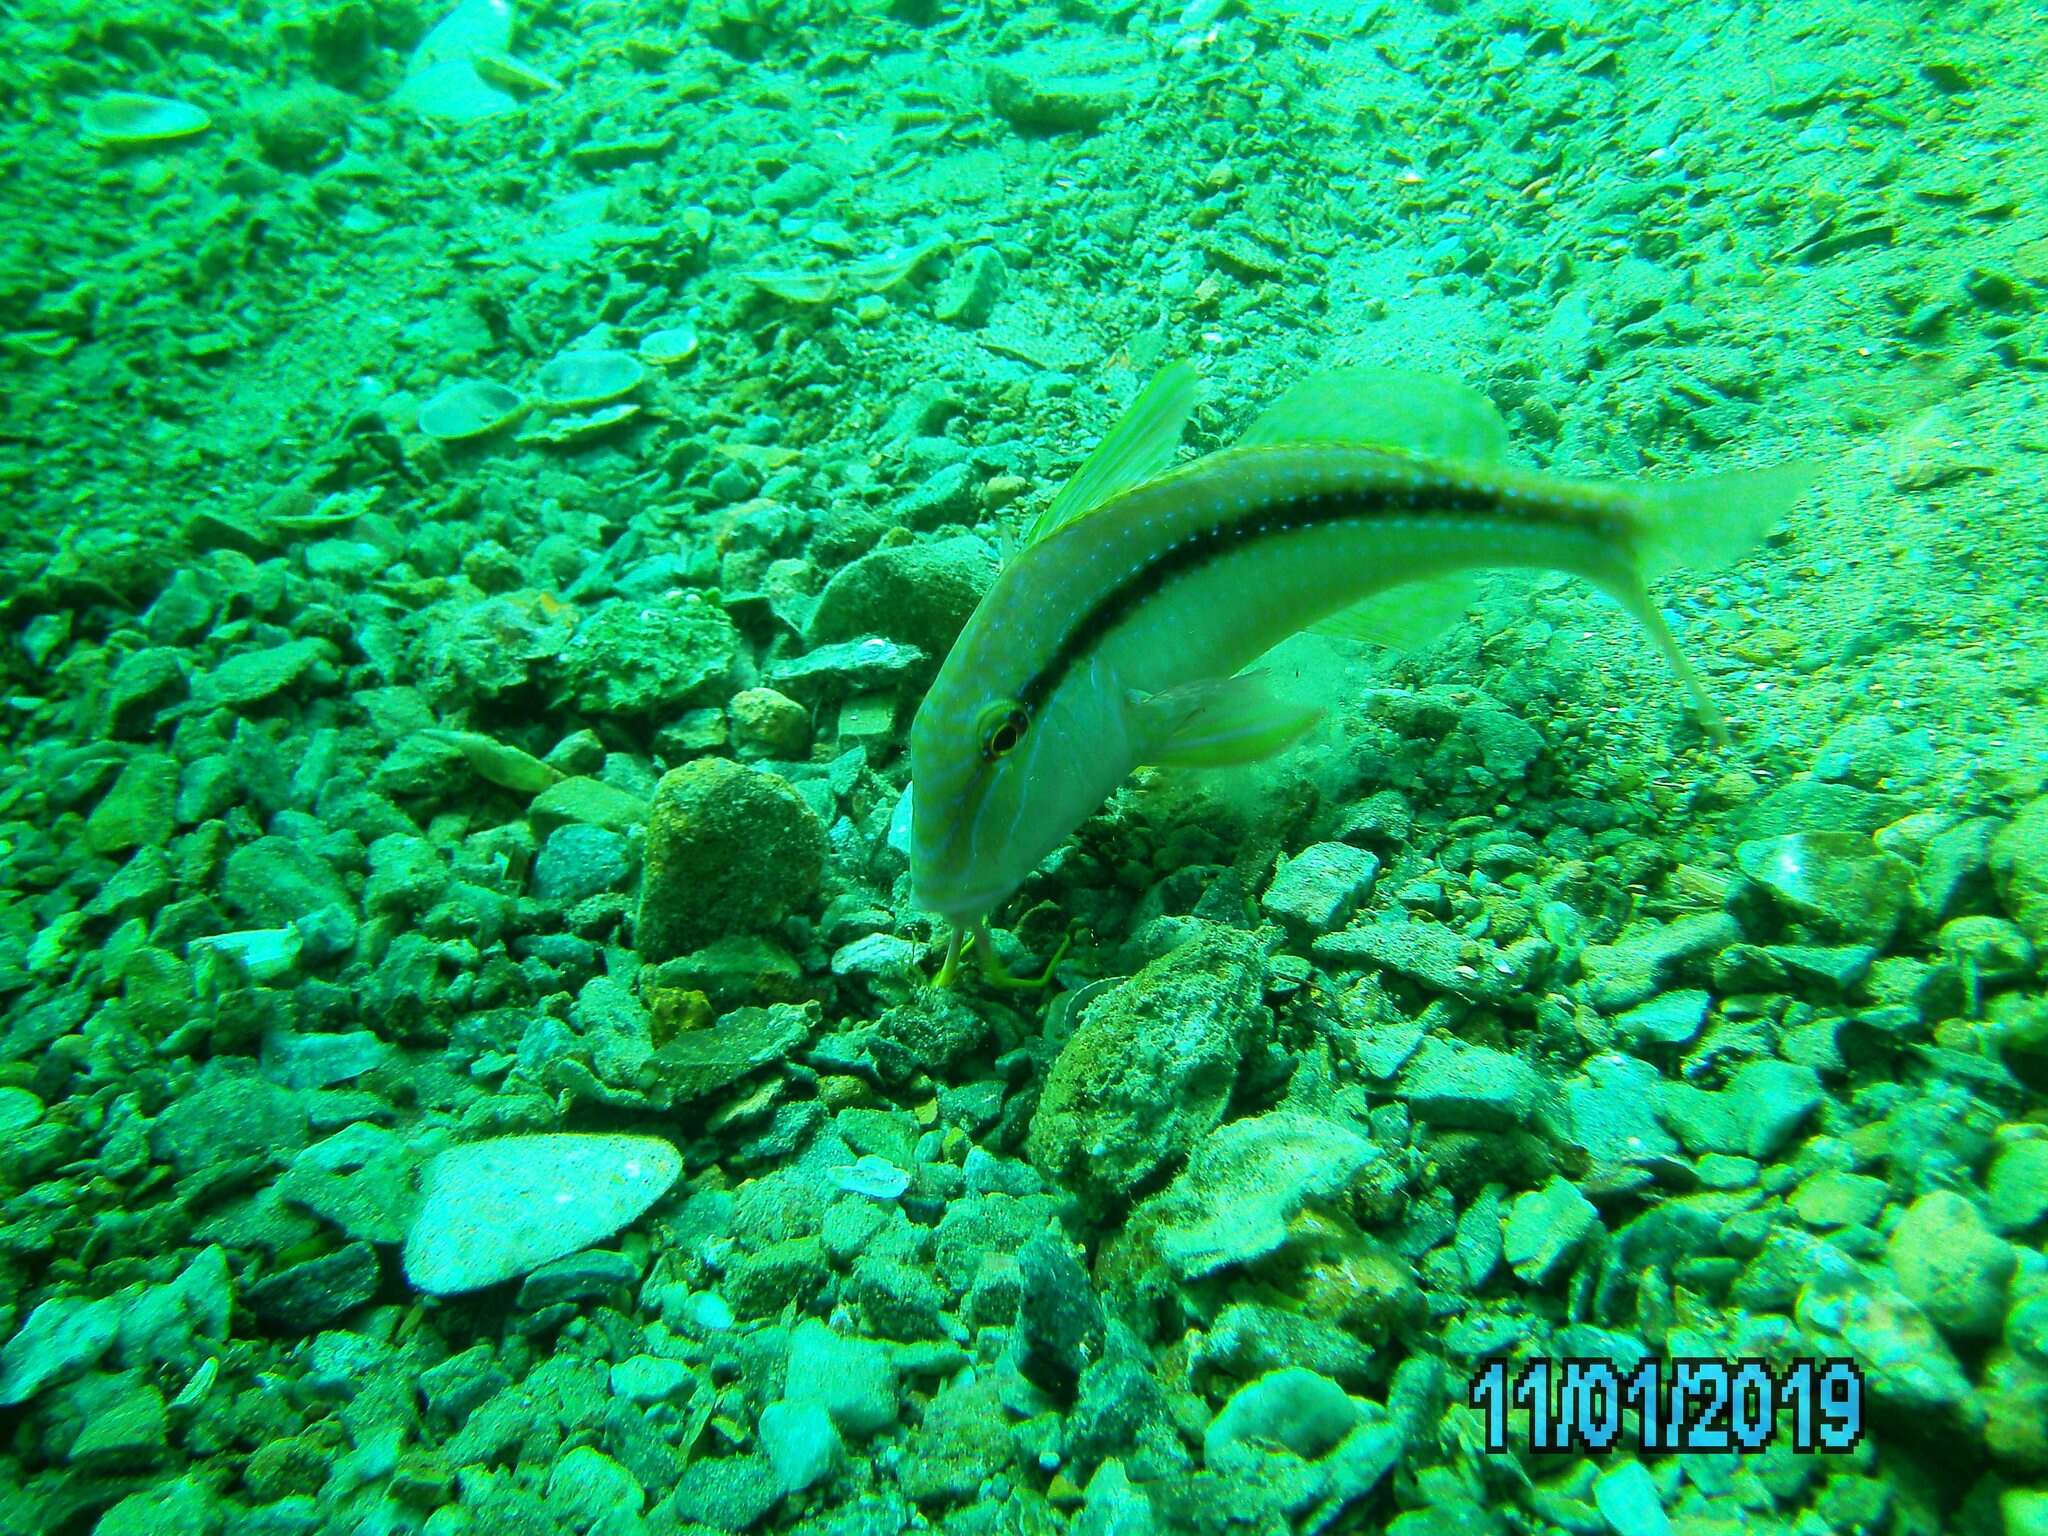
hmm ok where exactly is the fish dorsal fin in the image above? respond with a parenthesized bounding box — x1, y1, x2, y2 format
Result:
(1024, 360, 1199, 550)
(1238, 366, 1510, 463)
(1309, 574, 1479, 649)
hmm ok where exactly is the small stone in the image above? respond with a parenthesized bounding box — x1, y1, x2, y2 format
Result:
(1026, 924, 1266, 1216)
(553, 598, 739, 717)
(666, 1454, 782, 1532)
(1735, 832, 1914, 944)
(1398, 1038, 1547, 1132)
(200, 638, 330, 707)
(1887, 1190, 2015, 1338)
(546, 1447, 644, 1527)
(0, 1293, 121, 1407)
(1577, 913, 1740, 1013)
(783, 1317, 900, 1437)
(244, 1242, 380, 1333)
(1262, 843, 1380, 936)
(758, 1399, 841, 1493)
(769, 637, 926, 701)
(1613, 989, 1709, 1047)
(402, 1134, 682, 1296)
(611, 1354, 692, 1404)
(530, 775, 649, 835)
(222, 836, 351, 926)
(1654, 1060, 1821, 1159)
(1986, 1138, 2048, 1233)
(1503, 1177, 1600, 1285)
(532, 824, 633, 905)
(1939, 915, 2035, 986)
(90, 1476, 221, 1536)
(807, 536, 998, 670)
(85, 753, 178, 856)
(1593, 1460, 1672, 1536)
(730, 687, 810, 759)
(275, 1122, 420, 1243)
(517, 1249, 642, 1310)
(1203, 1367, 1362, 1476)
(1563, 1054, 1679, 1168)
(1789, 1170, 1887, 1229)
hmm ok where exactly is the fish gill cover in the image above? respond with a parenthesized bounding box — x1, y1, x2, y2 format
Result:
(0, 0, 2044, 1533)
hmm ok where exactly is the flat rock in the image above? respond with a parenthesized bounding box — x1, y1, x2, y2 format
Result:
(403, 1133, 683, 1295)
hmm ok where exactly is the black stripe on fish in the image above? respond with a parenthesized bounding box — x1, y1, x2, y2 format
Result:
(1014, 475, 1522, 719)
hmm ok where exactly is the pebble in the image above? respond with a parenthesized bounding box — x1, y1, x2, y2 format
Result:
(402, 1134, 682, 1295)
(1887, 1190, 2016, 1338)
(1594, 1460, 1672, 1536)
(1398, 1037, 1547, 1132)
(546, 1447, 644, 1525)
(0, 1293, 122, 1406)
(782, 1317, 900, 1436)
(1735, 832, 1915, 944)
(611, 1354, 691, 1404)
(758, 1399, 842, 1493)
(1986, 1137, 2048, 1232)
(531, 823, 632, 905)
(1261, 842, 1380, 935)
(1503, 1177, 1600, 1285)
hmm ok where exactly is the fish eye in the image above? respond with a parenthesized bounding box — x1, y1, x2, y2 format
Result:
(975, 699, 1030, 761)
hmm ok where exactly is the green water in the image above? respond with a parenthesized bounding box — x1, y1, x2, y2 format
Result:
(1, 0, 2044, 1532)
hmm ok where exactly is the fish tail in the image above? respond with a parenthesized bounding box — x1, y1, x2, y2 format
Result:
(1610, 459, 1822, 745)
(1631, 460, 1822, 578)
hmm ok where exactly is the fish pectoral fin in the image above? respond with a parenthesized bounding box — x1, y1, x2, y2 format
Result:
(1129, 671, 1326, 768)
(1024, 360, 1200, 551)
(1237, 367, 1510, 463)
(1309, 574, 1479, 649)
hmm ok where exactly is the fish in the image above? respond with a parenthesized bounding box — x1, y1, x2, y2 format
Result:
(907, 361, 1819, 985)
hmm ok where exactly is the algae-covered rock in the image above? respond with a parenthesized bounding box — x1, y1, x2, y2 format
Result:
(807, 536, 998, 672)
(553, 598, 739, 717)
(985, 39, 1153, 134)
(1026, 923, 1267, 1214)
(1992, 796, 2048, 948)
(1133, 1110, 1382, 1282)
(1887, 1190, 2016, 1339)
(636, 758, 825, 960)
(1735, 831, 1916, 944)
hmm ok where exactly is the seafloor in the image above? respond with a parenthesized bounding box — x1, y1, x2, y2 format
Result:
(1, 0, 2046, 1533)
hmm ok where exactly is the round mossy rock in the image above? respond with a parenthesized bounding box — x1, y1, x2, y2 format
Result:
(637, 758, 825, 960)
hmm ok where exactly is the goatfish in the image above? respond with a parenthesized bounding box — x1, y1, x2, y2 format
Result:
(907, 361, 1819, 985)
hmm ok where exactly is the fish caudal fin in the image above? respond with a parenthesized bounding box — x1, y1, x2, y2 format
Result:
(1616, 459, 1821, 745)
(1633, 460, 1822, 578)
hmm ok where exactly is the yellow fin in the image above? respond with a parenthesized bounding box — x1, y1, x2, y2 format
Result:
(1633, 460, 1820, 577)
(1129, 671, 1325, 768)
(1309, 575, 1478, 649)
(1025, 361, 1199, 550)
(1238, 367, 1509, 462)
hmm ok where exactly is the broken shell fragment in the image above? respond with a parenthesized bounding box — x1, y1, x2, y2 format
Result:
(418, 380, 527, 441)
(638, 326, 700, 366)
(81, 92, 211, 147)
(536, 349, 645, 410)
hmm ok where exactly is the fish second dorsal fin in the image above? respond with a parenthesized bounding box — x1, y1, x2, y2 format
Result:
(1023, 360, 1200, 551)
(1238, 366, 1510, 463)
